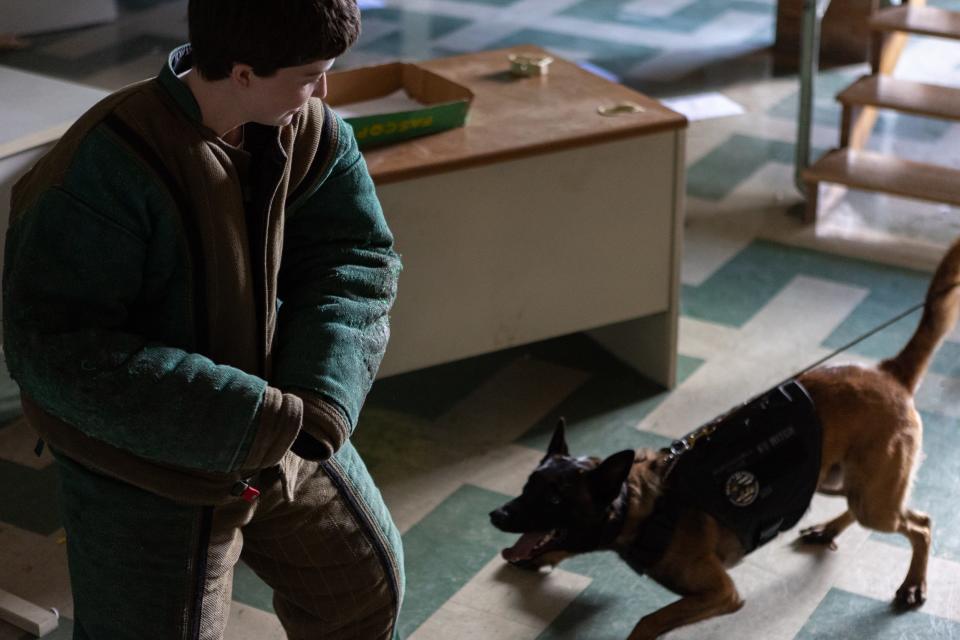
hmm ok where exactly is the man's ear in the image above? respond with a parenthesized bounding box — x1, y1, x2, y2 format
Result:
(544, 417, 569, 460)
(590, 449, 635, 505)
(230, 63, 255, 89)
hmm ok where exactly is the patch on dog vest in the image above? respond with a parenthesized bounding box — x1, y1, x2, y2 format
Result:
(663, 380, 822, 554)
(724, 470, 760, 507)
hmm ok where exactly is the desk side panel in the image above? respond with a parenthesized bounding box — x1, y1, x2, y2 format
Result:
(587, 129, 685, 388)
(376, 131, 677, 377)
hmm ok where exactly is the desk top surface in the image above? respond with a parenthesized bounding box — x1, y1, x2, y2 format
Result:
(351, 46, 687, 184)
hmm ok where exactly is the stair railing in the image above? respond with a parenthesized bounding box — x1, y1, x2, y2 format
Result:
(795, 0, 833, 196)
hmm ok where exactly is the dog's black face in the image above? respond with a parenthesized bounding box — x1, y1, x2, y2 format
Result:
(489, 419, 636, 566)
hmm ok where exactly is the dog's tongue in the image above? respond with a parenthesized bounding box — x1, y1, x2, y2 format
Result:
(502, 532, 549, 563)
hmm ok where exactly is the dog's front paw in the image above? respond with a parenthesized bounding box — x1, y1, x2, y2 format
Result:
(798, 525, 839, 551)
(895, 580, 927, 609)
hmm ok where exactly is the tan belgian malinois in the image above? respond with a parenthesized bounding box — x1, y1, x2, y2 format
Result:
(491, 238, 960, 639)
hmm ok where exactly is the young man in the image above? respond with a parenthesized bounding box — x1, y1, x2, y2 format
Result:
(3, 1, 404, 638)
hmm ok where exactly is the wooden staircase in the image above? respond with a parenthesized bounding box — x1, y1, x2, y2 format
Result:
(802, 0, 960, 222)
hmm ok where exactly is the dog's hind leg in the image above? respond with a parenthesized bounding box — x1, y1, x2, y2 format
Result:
(856, 506, 931, 608)
(893, 509, 932, 608)
(848, 490, 930, 607)
(842, 427, 928, 607)
(798, 510, 855, 550)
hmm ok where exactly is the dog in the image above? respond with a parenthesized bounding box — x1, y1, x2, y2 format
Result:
(490, 237, 960, 640)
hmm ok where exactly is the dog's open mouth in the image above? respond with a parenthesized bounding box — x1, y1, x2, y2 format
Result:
(501, 529, 565, 564)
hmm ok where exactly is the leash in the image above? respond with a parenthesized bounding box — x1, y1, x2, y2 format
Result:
(659, 281, 960, 477)
(776, 280, 960, 387)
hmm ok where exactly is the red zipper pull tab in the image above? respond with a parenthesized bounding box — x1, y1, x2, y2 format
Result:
(231, 480, 260, 503)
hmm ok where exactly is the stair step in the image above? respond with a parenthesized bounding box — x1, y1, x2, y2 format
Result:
(803, 149, 960, 207)
(870, 5, 960, 40)
(837, 75, 960, 121)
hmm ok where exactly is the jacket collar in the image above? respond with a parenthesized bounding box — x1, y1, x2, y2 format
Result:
(157, 44, 204, 123)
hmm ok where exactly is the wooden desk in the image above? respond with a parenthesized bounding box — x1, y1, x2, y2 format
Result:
(363, 47, 687, 388)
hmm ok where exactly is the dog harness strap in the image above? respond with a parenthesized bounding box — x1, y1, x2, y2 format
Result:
(599, 484, 631, 548)
(647, 380, 822, 556)
(626, 499, 682, 569)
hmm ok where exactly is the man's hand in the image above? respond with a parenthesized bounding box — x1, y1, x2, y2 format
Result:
(287, 390, 350, 460)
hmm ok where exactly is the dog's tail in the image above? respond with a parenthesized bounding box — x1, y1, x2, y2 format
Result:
(881, 238, 960, 394)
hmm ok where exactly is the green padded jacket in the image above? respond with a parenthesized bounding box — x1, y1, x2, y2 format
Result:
(3, 46, 401, 505)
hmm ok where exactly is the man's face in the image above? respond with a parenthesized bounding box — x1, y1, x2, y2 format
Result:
(239, 58, 335, 126)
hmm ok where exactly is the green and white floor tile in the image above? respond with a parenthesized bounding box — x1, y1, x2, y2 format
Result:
(5, 0, 960, 638)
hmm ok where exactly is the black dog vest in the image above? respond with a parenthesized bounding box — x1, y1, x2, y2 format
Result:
(631, 380, 822, 564)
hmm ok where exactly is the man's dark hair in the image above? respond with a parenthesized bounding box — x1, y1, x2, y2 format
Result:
(189, 0, 360, 80)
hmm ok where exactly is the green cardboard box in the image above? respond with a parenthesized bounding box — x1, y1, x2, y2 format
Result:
(326, 62, 474, 150)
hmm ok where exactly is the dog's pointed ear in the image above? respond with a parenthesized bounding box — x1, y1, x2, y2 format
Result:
(590, 449, 635, 505)
(545, 417, 569, 459)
